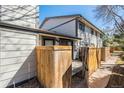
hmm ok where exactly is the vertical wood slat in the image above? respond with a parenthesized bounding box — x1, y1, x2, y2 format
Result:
(88, 48, 101, 76)
(81, 47, 101, 76)
(96, 48, 101, 68)
(101, 47, 110, 61)
(88, 48, 97, 76)
(36, 46, 72, 88)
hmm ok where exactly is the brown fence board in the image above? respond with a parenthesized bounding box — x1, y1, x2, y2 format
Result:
(80, 47, 101, 76)
(101, 47, 110, 61)
(36, 46, 72, 88)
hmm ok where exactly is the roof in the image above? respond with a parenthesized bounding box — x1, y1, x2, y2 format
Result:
(40, 14, 81, 28)
(40, 14, 104, 34)
(0, 22, 81, 40)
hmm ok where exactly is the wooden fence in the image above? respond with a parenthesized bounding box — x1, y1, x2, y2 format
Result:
(80, 47, 101, 76)
(87, 48, 101, 76)
(35, 46, 72, 88)
(101, 47, 110, 61)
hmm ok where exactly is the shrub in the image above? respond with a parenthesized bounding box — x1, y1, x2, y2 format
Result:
(121, 47, 124, 51)
(121, 55, 124, 61)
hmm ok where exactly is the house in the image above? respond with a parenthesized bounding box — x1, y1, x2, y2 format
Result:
(0, 22, 80, 88)
(0, 6, 81, 87)
(0, 12, 104, 87)
(40, 14, 104, 60)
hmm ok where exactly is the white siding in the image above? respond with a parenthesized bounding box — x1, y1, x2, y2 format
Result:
(73, 22, 103, 59)
(97, 33, 103, 48)
(77, 24, 102, 47)
(0, 28, 37, 87)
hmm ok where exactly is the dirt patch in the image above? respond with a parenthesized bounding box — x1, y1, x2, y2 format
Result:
(106, 65, 124, 88)
(16, 78, 41, 88)
(71, 71, 88, 88)
(14, 71, 88, 88)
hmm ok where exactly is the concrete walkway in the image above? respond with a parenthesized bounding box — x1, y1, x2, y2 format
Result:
(88, 56, 119, 88)
(72, 60, 82, 76)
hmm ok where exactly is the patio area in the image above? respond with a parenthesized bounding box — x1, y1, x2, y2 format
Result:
(72, 60, 82, 76)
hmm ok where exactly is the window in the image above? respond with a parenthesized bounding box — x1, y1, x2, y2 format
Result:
(79, 22, 85, 31)
(44, 39, 54, 46)
(95, 31, 97, 36)
(91, 29, 94, 35)
(100, 34, 102, 38)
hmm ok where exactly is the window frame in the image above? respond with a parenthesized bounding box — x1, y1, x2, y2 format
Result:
(79, 22, 85, 32)
(91, 28, 94, 35)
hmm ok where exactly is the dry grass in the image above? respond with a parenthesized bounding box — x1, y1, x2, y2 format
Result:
(116, 60, 124, 64)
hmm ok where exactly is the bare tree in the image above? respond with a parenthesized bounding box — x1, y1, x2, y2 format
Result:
(0, 5, 39, 28)
(94, 5, 124, 32)
(0, 5, 39, 21)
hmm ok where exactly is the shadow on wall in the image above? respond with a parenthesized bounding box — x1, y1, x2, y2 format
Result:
(0, 49, 36, 88)
(9, 49, 36, 87)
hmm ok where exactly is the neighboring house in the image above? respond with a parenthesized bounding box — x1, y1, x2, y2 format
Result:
(0, 5, 39, 28)
(40, 14, 104, 60)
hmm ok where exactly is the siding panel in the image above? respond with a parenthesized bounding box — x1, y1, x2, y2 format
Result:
(0, 59, 36, 74)
(0, 72, 36, 87)
(0, 31, 36, 39)
(0, 28, 37, 87)
(0, 51, 35, 58)
(0, 67, 36, 81)
(0, 56, 35, 66)
(1, 37, 36, 45)
(0, 44, 36, 51)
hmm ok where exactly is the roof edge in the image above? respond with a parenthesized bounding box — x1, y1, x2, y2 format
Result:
(0, 22, 81, 40)
(40, 14, 104, 34)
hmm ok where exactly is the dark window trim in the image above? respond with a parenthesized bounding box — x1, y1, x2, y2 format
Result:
(95, 31, 97, 36)
(91, 28, 94, 35)
(79, 21, 85, 32)
(43, 38, 55, 46)
(100, 34, 103, 38)
(59, 38, 72, 45)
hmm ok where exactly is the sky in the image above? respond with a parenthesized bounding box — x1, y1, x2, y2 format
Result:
(39, 5, 109, 30)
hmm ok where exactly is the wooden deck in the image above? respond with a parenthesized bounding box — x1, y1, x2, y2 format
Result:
(72, 60, 82, 76)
